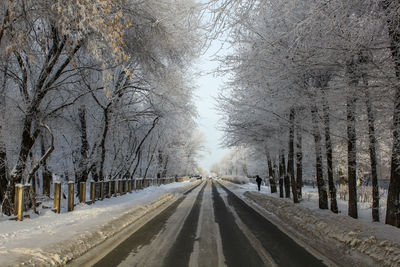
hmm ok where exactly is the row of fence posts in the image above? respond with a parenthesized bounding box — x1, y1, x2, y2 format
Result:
(14, 177, 189, 221)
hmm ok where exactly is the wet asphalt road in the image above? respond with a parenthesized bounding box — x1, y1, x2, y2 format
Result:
(93, 180, 326, 267)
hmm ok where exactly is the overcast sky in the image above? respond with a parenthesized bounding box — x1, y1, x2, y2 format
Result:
(193, 39, 231, 171)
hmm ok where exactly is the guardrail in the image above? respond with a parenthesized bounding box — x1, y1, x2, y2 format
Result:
(12, 176, 190, 221)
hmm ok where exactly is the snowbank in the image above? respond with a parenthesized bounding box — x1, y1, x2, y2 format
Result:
(225, 182, 400, 266)
(0, 180, 197, 266)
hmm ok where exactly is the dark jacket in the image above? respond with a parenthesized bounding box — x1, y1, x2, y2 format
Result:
(255, 176, 262, 184)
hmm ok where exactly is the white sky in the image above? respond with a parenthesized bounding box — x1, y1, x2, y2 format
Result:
(194, 39, 230, 171)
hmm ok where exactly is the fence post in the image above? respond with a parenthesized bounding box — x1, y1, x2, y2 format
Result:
(90, 181, 95, 203)
(118, 180, 123, 195)
(54, 182, 61, 213)
(68, 181, 74, 212)
(16, 184, 24, 221)
(79, 182, 86, 203)
(114, 180, 118, 197)
(128, 180, 132, 193)
(107, 181, 112, 198)
(100, 181, 104, 200)
(14, 184, 18, 216)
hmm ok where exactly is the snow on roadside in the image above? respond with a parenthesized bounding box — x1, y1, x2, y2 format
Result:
(226, 182, 400, 266)
(0, 180, 195, 266)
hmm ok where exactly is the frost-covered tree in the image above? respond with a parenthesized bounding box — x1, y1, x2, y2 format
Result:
(216, 0, 398, 225)
(0, 0, 204, 215)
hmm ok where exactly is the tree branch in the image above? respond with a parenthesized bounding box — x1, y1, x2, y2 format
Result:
(26, 124, 54, 184)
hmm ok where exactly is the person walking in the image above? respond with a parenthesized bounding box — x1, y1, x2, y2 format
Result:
(256, 175, 262, 192)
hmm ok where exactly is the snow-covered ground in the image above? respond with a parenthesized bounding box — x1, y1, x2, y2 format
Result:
(226, 181, 400, 266)
(2, 178, 399, 266)
(0, 180, 196, 266)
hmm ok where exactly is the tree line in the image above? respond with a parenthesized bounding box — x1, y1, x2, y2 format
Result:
(216, 0, 400, 227)
(0, 0, 205, 215)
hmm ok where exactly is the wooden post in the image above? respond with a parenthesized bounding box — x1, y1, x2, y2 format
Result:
(16, 184, 24, 221)
(128, 180, 132, 193)
(100, 181, 104, 200)
(90, 181, 95, 203)
(68, 181, 74, 212)
(54, 182, 61, 213)
(79, 182, 86, 203)
(119, 180, 123, 195)
(14, 184, 18, 216)
(107, 181, 112, 198)
(124, 180, 127, 194)
(114, 180, 118, 197)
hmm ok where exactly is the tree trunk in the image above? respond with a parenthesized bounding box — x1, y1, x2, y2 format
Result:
(279, 150, 285, 198)
(0, 57, 8, 204)
(11, 113, 38, 184)
(0, 143, 6, 204)
(288, 108, 299, 203)
(144, 141, 159, 179)
(311, 103, 328, 209)
(157, 150, 163, 179)
(284, 153, 290, 199)
(383, 1, 400, 227)
(242, 161, 249, 177)
(41, 135, 51, 197)
(267, 151, 277, 193)
(130, 117, 159, 177)
(347, 94, 358, 219)
(296, 123, 303, 199)
(132, 149, 142, 177)
(76, 106, 89, 196)
(363, 77, 380, 222)
(3, 89, 38, 215)
(161, 155, 169, 178)
(321, 88, 338, 213)
(387, 87, 400, 226)
(99, 106, 110, 180)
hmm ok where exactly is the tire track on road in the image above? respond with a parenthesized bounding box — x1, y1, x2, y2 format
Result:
(162, 181, 207, 267)
(93, 181, 204, 267)
(218, 181, 327, 267)
(211, 181, 264, 267)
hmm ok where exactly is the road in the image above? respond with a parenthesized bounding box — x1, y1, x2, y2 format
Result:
(92, 180, 328, 267)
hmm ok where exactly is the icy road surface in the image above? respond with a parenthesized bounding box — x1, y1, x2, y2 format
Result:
(89, 181, 327, 267)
